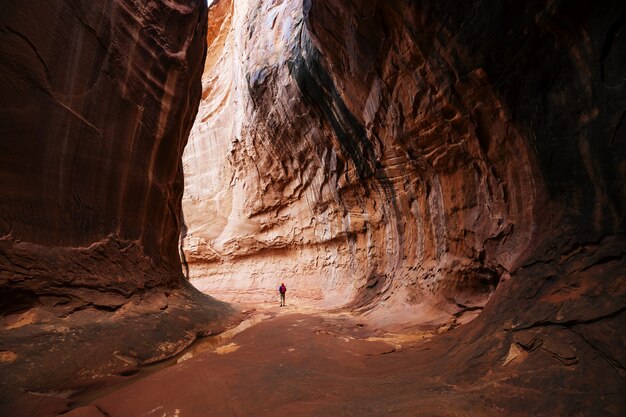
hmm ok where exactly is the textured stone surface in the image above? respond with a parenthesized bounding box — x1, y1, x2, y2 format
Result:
(179, 0, 626, 414)
(0, 0, 235, 413)
(183, 0, 625, 322)
(0, 0, 205, 308)
(1, 0, 624, 415)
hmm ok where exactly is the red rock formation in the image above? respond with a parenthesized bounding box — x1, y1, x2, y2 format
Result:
(1, 0, 624, 415)
(180, 0, 625, 414)
(0, 1, 235, 414)
(0, 0, 205, 307)
(183, 0, 624, 324)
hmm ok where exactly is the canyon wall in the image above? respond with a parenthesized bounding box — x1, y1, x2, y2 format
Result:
(0, 1, 234, 413)
(0, 0, 205, 309)
(183, 0, 625, 324)
(182, 1, 626, 411)
(0, 0, 622, 415)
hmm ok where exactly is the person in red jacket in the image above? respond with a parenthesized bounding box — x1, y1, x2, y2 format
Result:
(279, 282, 287, 307)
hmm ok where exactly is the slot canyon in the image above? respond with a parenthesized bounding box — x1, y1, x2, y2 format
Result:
(0, 0, 624, 416)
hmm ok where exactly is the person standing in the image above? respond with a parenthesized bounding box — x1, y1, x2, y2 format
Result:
(279, 282, 287, 307)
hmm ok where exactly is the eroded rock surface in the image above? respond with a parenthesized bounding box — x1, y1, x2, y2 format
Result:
(181, 0, 625, 414)
(1, 0, 624, 415)
(184, 0, 624, 320)
(0, 1, 235, 414)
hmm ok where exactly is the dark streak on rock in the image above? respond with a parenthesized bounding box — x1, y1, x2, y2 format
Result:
(288, 14, 405, 282)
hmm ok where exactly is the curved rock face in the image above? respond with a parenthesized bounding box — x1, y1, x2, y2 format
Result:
(180, 1, 626, 412)
(0, 1, 235, 412)
(1, 0, 623, 415)
(0, 0, 207, 309)
(183, 0, 624, 323)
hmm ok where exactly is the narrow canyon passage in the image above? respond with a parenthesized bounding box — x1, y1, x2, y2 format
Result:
(1, 0, 625, 417)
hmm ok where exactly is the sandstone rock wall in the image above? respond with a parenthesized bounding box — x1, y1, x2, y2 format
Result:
(183, 0, 625, 324)
(0, 0, 210, 312)
(0, 1, 236, 410)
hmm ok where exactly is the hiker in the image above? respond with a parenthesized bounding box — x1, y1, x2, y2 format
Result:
(279, 282, 286, 307)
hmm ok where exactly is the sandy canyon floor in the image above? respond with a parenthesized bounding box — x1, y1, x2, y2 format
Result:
(47, 296, 509, 417)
